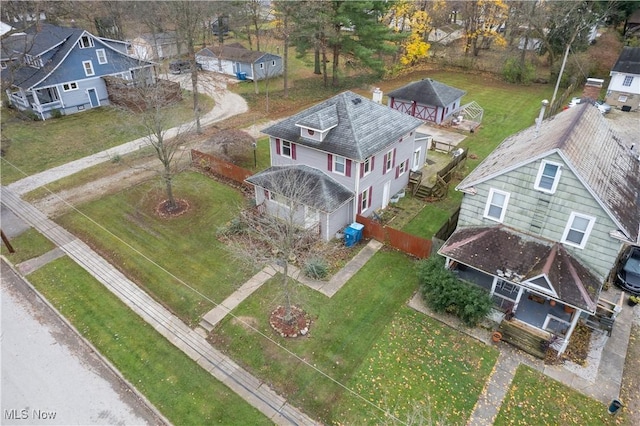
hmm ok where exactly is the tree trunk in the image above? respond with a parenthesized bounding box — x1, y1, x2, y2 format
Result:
(282, 260, 293, 323)
(332, 43, 339, 87)
(321, 45, 328, 87)
(163, 163, 176, 210)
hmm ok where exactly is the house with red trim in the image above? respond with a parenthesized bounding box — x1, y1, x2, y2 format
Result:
(246, 91, 426, 241)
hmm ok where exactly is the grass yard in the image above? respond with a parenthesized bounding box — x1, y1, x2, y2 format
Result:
(210, 248, 496, 424)
(494, 365, 624, 425)
(27, 256, 270, 425)
(0, 92, 213, 185)
(55, 171, 252, 326)
(0, 227, 55, 263)
(333, 308, 498, 425)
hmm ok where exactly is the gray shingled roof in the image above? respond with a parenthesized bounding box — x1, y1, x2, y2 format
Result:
(439, 226, 601, 312)
(387, 79, 466, 107)
(262, 91, 424, 161)
(246, 165, 353, 212)
(612, 46, 640, 74)
(458, 103, 640, 243)
(195, 43, 273, 63)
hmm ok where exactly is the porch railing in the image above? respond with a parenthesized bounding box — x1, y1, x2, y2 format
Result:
(9, 93, 29, 109)
(32, 100, 62, 113)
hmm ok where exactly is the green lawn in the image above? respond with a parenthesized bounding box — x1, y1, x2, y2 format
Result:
(494, 365, 624, 425)
(210, 249, 496, 424)
(27, 256, 270, 425)
(334, 308, 498, 425)
(55, 171, 253, 326)
(0, 92, 213, 184)
(0, 227, 55, 263)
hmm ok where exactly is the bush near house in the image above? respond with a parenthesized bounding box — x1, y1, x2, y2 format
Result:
(418, 256, 493, 327)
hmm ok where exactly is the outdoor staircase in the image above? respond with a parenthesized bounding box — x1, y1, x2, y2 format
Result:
(410, 171, 447, 200)
(498, 320, 549, 359)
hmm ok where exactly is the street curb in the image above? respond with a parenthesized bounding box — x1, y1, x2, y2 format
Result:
(0, 256, 173, 426)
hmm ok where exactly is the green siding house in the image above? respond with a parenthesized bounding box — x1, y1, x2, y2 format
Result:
(439, 102, 640, 355)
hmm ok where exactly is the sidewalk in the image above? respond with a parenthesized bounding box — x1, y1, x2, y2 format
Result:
(0, 186, 318, 426)
(199, 240, 383, 332)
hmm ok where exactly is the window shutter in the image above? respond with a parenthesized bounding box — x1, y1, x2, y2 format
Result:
(275, 139, 281, 155)
(328, 154, 333, 171)
(392, 148, 397, 167)
(360, 162, 365, 178)
(291, 143, 297, 159)
(371, 156, 375, 172)
(382, 153, 387, 175)
(358, 193, 363, 214)
(368, 187, 372, 208)
(395, 166, 400, 178)
(346, 159, 352, 177)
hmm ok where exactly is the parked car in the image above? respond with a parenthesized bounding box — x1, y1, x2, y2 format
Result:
(616, 246, 640, 295)
(169, 60, 200, 74)
(595, 100, 611, 114)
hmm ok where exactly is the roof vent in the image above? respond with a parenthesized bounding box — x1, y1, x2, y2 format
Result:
(351, 98, 362, 105)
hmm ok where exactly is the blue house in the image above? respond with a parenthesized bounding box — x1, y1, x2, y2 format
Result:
(2, 23, 155, 119)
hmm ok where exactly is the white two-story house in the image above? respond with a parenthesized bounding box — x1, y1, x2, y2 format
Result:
(246, 91, 426, 241)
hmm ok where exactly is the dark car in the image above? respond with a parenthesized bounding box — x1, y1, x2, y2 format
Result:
(616, 246, 640, 295)
(169, 60, 200, 74)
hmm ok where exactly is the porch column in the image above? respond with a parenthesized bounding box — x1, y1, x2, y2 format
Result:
(490, 276, 498, 294)
(557, 309, 581, 355)
(30, 90, 45, 120)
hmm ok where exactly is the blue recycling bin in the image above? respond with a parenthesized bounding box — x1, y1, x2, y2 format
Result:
(344, 222, 364, 247)
(236, 71, 247, 80)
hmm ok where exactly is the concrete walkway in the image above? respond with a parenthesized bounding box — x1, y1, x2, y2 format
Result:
(199, 240, 384, 332)
(408, 290, 635, 424)
(0, 187, 319, 426)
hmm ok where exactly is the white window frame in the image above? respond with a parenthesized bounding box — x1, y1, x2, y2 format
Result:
(483, 188, 510, 223)
(271, 60, 276, 66)
(62, 82, 79, 92)
(360, 188, 370, 212)
(82, 60, 95, 76)
(281, 140, 292, 158)
(534, 160, 562, 194)
(618, 95, 628, 102)
(362, 157, 371, 176)
(333, 155, 346, 175)
(398, 160, 407, 176)
(385, 149, 394, 173)
(96, 48, 107, 64)
(259, 62, 264, 69)
(623, 75, 633, 87)
(79, 35, 94, 49)
(561, 212, 596, 249)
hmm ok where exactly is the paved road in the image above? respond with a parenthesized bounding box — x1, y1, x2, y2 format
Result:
(1, 259, 166, 426)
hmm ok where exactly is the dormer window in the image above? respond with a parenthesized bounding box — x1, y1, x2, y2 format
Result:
(79, 35, 94, 48)
(534, 160, 561, 194)
(307, 129, 315, 136)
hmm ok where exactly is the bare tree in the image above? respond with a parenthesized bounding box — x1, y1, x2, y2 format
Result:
(118, 75, 192, 212)
(223, 166, 333, 325)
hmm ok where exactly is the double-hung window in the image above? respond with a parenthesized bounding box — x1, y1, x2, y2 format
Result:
(534, 160, 561, 193)
(333, 156, 346, 175)
(384, 149, 395, 174)
(96, 49, 107, 64)
(62, 82, 79, 92)
(483, 188, 510, 222)
(561, 212, 595, 249)
(83, 60, 95, 76)
(281, 141, 292, 158)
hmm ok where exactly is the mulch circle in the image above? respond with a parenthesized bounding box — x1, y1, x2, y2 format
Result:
(269, 305, 311, 338)
(155, 198, 190, 218)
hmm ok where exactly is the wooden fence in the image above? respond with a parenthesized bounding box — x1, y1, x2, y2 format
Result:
(191, 149, 253, 186)
(356, 214, 432, 259)
(434, 206, 460, 241)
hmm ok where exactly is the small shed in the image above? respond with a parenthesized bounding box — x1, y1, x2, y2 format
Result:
(387, 79, 466, 125)
(129, 31, 183, 60)
(195, 43, 283, 81)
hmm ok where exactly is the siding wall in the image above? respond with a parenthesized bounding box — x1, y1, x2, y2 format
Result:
(458, 152, 622, 279)
(269, 130, 416, 219)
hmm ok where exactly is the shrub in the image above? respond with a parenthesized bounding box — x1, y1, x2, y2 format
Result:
(50, 108, 63, 119)
(418, 256, 493, 327)
(216, 217, 246, 237)
(502, 57, 536, 84)
(303, 257, 329, 279)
